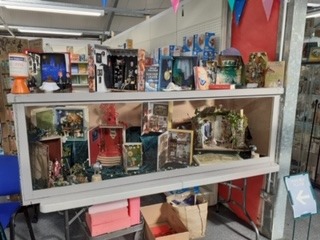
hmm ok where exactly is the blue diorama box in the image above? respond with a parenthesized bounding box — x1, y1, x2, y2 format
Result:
(158, 56, 198, 91)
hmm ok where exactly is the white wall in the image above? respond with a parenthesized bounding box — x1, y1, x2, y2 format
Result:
(103, 0, 229, 54)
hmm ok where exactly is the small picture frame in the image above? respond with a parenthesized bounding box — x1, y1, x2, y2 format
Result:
(157, 129, 194, 171)
(308, 47, 320, 62)
(54, 106, 89, 141)
(122, 142, 143, 172)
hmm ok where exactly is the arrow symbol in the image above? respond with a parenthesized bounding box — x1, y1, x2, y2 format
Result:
(296, 190, 310, 205)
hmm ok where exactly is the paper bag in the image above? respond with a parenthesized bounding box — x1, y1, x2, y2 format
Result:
(167, 195, 208, 239)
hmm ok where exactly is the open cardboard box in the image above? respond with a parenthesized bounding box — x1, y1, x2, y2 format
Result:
(141, 203, 189, 240)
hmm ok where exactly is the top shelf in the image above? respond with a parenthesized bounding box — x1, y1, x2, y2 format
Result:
(7, 88, 284, 105)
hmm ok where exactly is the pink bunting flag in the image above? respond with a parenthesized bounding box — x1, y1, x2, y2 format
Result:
(262, 0, 274, 21)
(228, 0, 236, 12)
(171, 0, 180, 13)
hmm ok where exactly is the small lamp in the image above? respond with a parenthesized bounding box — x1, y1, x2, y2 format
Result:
(8, 53, 30, 94)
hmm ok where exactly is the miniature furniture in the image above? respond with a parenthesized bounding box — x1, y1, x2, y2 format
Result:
(0, 155, 36, 240)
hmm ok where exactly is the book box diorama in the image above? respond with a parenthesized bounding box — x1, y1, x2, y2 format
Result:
(7, 40, 280, 190)
(27, 98, 252, 190)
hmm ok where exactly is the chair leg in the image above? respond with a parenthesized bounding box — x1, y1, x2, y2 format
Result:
(9, 216, 15, 240)
(32, 204, 39, 223)
(22, 207, 36, 240)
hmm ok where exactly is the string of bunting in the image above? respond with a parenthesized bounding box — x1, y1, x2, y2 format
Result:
(171, 0, 275, 23)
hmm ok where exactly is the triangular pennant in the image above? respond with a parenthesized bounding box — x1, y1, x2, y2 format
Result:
(171, 0, 180, 13)
(228, 0, 236, 12)
(234, 0, 247, 25)
(101, 0, 108, 7)
(262, 0, 274, 21)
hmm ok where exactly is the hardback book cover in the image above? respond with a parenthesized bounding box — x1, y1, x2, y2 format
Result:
(209, 83, 235, 90)
(123, 142, 143, 172)
(157, 129, 194, 171)
(144, 65, 159, 92)
(194, 66, 210, 90)
(264, 61, 285, 88)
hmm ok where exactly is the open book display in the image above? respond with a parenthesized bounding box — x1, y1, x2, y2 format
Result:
(191, 105, 249, 151)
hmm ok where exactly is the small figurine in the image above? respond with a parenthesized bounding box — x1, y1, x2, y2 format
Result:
(27, 72, 37, 92)
(53, 159, 61, 178)
(39, 76, 60, 92)
(91, 161, 102, 182)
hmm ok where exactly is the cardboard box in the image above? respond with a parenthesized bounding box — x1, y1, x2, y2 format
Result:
(200, 184, 218, 206)
(141, 203, 189, 240)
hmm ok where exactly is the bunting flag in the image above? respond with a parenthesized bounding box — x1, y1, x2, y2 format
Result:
(171, 0, 180, 13)
(262, 0, 274, 21)
(234, 0, 247, 25)
(228, 0, 236, 12)
(101, 0, 108, 7)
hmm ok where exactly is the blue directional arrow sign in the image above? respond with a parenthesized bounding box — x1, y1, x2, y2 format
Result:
(284, 173, 318, 219)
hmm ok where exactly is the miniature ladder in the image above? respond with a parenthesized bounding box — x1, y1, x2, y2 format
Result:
(218, 178, 260, 240)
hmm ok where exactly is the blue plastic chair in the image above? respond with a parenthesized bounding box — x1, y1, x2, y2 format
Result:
(0, 155, 35, 240)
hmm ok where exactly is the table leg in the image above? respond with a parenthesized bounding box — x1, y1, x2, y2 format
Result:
(64, 210, 70, 240)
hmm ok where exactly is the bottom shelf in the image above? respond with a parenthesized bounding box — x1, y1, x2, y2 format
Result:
(38, 159, 279, 213)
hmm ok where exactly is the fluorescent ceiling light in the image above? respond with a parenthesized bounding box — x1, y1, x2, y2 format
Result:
(2, 2, 104, 16)
(17, 27, 83, 36)
(308, 3, 320, 8)
(306, 11, 320, 18)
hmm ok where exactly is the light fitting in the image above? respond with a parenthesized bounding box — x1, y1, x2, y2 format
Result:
(17, 27, 83, 36)
(308, 3, 320, 8)
(306, 10, 320, 18)
(0, 1, 104, 16)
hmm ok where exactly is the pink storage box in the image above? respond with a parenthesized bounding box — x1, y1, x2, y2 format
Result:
(88, 199, 128, 214)
(86, 207, 129, 226)
(128, 197, 140, 225)
(86, 213, 131, 237)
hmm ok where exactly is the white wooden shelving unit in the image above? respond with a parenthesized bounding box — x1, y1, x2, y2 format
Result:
(7, 88, 283, 213)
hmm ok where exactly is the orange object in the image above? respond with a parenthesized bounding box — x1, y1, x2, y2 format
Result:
(11, 77, 30, 94)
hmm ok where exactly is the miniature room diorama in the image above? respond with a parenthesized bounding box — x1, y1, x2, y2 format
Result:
(23, 93, 272, 191)
(26, 51, 72, 93)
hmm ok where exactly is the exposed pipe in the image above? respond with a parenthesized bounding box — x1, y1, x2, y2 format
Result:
(279, 0, 289, 61)
(0, 15, 15, 37)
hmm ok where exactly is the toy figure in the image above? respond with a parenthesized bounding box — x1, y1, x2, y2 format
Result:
(27, 73, 37, 92)
(53, 159, 61, 178)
